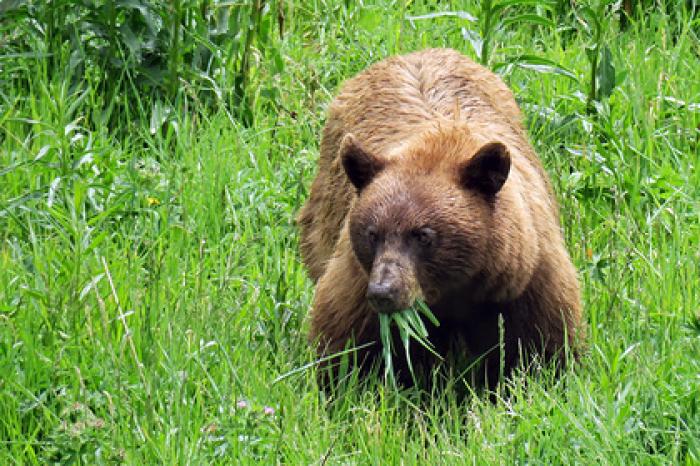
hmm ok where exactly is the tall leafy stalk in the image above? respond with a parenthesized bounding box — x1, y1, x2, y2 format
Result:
(407, 0, 577, 81)
(576, 4, 617, 113)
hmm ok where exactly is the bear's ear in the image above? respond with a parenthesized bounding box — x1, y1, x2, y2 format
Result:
(459, 142, 511, 195)
(340, 134, 385, 192)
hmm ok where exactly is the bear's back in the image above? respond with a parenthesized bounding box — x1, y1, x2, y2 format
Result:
(329, 48, 526, 157)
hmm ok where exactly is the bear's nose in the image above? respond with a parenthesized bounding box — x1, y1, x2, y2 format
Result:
(366, 282, 399, 314)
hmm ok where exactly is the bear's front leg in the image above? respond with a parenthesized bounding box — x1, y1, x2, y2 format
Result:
(308, 232, 379, 371)
(490, 253, 584, 384)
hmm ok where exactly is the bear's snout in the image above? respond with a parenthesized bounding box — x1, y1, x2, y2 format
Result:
(366, 281, 401, 313)
(366, 258, 416, 313)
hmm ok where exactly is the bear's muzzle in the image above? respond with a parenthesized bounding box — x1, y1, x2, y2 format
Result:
(366, 255, 418, 313)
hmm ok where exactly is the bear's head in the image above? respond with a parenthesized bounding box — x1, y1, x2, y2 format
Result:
(342, 126, 538, 316)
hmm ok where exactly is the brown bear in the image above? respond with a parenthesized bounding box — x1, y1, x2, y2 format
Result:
(298, 48, 583, 388)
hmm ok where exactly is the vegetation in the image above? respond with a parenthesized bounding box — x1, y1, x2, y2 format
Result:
(1, 0, 698, 463)
(379, 300, 442, 386)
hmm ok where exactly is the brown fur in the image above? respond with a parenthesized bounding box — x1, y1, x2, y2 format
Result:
(298, 48, 584, 387)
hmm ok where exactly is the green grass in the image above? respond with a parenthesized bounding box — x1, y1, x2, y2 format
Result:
(1, 1, 699, 463)
(379, 300, 442, 386)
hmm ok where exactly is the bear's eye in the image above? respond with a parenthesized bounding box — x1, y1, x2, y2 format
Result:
(412, 227, 436, 248)
(366, 226, 379, 245)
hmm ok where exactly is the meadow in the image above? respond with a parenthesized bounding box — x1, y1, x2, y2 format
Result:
(1, 0, 699, 463)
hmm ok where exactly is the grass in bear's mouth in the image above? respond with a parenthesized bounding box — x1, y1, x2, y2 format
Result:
(378, 300, 442, 385)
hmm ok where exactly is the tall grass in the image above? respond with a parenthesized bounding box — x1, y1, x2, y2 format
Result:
(0, 0, 285, 129)
(1, 0, 699, 463)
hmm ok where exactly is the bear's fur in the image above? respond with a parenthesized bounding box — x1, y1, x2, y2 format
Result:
(298, 48, 583, 387)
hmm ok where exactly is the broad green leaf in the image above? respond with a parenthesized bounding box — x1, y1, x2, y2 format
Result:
(596, 45, 616, 100)
(576, 6, 602, 38)
(406, 11, 477, 22)
(501, 14, 555, 29)
(119, 22, 142, 56)
(461, 28, 483, 61)
(585, 44, 598, 64)
(504, 55, 579, 81)
(416, 300, 440, 327)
